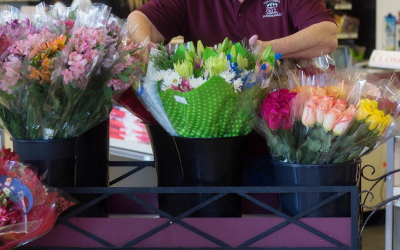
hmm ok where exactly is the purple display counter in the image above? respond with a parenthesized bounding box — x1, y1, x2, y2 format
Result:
(26, 217, 351, 248)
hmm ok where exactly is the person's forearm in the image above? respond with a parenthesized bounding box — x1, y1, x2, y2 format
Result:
(262, 22, 338, 59)
(127, 10, 165, 44)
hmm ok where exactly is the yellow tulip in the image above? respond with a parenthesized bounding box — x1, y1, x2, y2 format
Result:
(365, 109, 384, 131)
(356, 100, 373, 121)
(377, 114, 393, 136)
(370, 100, 379, 109)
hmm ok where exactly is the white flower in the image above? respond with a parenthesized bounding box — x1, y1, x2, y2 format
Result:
(44, 128, 55, 140)
(188, 77, 206, 89)
(219, 70, 236, 83)
(233, 78, 244, 93)
(146, 69, 170, 83)
(3, 188, 10, 197)
(161, 70, 181, 91)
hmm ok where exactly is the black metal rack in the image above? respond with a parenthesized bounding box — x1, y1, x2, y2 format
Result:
(22, 160, 361, 250)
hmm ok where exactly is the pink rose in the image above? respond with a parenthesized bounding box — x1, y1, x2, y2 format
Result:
(265, 112, 283, 131)
(316, 96, 333, 124)
(332, 105, 356, 135)
(261, 89, 297, 130)
(323, 108, 342, 131)
(302, 100, 317, 127)
(332, 98, 347, 112)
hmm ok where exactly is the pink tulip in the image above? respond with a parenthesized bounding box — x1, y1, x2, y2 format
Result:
(332, 105, 356, 135)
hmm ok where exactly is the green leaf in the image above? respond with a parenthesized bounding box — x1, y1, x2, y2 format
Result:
(203, 47, 219, 62)
(73, 112, 90, 121)
(84, 90, 96, 96)
(70, 80, 78, 89)
(63, 83, 72, 100)
(121, 68, 134, 77)
(307, 136, 322, 152)
(321, 133, 332, 152)
(118, 74, 131, 83)
(194, 67, 204, 78)
(235, 42, 246, 58)
(172, 44, 187, 62)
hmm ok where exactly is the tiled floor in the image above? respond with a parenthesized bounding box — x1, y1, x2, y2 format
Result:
(362, 224, 385, 250)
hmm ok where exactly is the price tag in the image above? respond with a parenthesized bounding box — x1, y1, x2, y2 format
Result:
(261, 78, 271, 89)
(360, 147, 370, 156)
(174, 96, 188, 105)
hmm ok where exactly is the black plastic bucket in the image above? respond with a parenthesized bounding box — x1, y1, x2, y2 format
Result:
(173, 136, 249, 218)
(145, 124, 186, 216)
(12, 138, 76, 188)
(75, 118, 110, 217)
(273, 160, 360, 217)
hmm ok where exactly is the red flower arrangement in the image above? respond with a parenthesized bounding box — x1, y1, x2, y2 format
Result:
(0, 148, 76, 249)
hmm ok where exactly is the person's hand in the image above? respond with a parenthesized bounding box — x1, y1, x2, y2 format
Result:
(249, 34, 272, 56)
(137, 39, 156, 63)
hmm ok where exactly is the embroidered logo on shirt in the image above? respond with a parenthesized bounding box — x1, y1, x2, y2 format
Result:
(263, 0, 283, 18)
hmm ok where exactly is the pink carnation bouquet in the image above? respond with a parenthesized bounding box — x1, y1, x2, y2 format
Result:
(256, 56, 400, 164)
(0, 3, 143, 140)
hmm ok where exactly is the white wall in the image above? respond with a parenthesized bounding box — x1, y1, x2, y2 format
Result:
(376, 0, 400, 50)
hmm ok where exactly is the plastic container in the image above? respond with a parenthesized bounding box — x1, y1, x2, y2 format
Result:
(12, 138, 77, 188)
(174, 136, 249, 218)
(273, 160, 360, 217)
(146, 124, 186, 217)
(76, 118, 110, 217)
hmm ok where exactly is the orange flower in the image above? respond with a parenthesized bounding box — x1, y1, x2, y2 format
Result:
(29, 67, 42, 81)
(55, 35, 67, 51)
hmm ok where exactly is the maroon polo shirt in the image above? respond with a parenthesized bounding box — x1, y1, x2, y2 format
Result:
(139, 0, 335, 45)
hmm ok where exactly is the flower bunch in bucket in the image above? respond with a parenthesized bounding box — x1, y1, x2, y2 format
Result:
(257, 57, 400, 164)
(0, 2, 144, 140)
(136, 37, 277, 138)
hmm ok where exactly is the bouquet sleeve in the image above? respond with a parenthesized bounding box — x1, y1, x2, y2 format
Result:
(0, 3, 147, 140)
(0, 148, 76, 250)
(136, 38, 275, 138)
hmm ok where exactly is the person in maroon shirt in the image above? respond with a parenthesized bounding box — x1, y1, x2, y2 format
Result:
(128, 0, 337, 58)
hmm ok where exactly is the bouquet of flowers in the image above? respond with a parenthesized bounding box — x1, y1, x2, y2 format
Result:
(257, 57, 400, 164)
(135, 38, 276, 138)
(0, 147, 76, 249)
(0, 2, 143, 140)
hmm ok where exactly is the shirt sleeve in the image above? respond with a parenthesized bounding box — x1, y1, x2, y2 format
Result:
(289, 0, 336, 30)
(138, 0, 188, 42)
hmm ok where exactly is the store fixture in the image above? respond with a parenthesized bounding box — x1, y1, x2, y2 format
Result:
(23, 159, 362, 249)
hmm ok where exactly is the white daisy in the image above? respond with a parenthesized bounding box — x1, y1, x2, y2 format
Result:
(146, 69, 170, 83)
(219, 69, 236, 84)
(188, 76, 206, 89)
(232, 78, 244, 93)
(162, 70, 181, 91)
